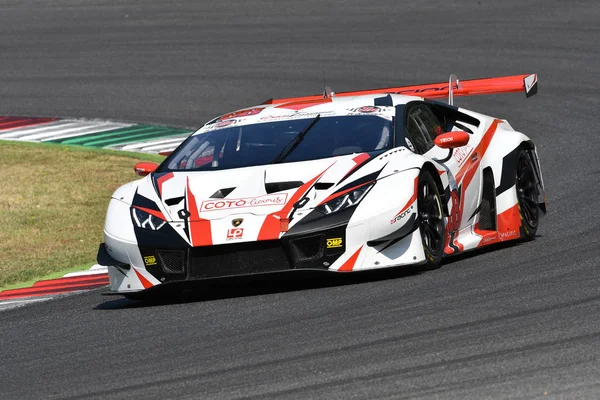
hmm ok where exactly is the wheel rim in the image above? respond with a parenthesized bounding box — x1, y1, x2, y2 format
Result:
(516, 155, 539, 228)
(418, 179, 444, 256)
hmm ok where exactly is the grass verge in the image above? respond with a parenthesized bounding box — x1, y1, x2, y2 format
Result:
(0, 140, 164, 290)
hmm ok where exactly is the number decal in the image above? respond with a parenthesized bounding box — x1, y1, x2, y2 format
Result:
(447, 189, 460, 233)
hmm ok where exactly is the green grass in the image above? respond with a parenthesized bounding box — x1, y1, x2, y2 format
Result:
(0, 140, 165, 290)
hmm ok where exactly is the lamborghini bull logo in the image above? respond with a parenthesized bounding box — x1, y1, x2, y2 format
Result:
(231, 218, 243, 227)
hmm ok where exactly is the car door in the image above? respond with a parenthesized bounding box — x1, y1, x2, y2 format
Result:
(404, 101, 481, 236)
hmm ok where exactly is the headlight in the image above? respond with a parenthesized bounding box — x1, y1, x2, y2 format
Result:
(131, 207, 167, 230)
(316, 182, 374, 215)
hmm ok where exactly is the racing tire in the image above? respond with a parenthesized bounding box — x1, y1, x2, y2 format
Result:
(516, 149, 539, 241)
(417, 170, 445, 270)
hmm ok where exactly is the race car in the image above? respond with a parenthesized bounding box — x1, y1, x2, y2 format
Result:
(97, 73, 546, 296)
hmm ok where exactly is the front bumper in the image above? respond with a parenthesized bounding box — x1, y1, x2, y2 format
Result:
(98, 222, 349, 292)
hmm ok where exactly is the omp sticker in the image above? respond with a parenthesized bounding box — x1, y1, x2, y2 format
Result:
(326, 238, 343, 248)
(143, 256, 157, 266)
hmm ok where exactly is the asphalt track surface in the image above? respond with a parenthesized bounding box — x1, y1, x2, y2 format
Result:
(1, 1, 599, 398)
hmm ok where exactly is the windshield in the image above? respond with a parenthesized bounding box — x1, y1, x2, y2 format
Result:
(159, 115, 392, 172)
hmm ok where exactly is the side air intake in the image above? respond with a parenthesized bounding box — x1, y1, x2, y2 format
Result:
(479, 168, 497, 230)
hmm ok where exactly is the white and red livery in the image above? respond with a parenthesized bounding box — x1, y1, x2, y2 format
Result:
(98, 73, 546, 296)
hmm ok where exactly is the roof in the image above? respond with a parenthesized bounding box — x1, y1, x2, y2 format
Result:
(196, 93, 422, 135)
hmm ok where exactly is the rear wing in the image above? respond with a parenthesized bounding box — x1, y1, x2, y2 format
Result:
(264, 73, 538, 105)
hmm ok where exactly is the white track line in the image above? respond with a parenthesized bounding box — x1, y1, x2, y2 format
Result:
(0, 298, 51, 305)
(26, 122, 126, 141)
(0, 120, 77, 138)
(40, 122, 133, 141)
(0, 297, 52, 311)
(0, 120, 134, 142)
(0, 117, 189, 154)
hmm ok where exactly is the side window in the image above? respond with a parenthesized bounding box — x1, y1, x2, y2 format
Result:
(405, 103, 443, 154)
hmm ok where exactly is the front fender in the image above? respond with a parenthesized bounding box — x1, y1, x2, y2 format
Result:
(350, 168, 421, 242)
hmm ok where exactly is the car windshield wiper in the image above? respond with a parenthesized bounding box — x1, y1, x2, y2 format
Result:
(272, 115, 321, 163)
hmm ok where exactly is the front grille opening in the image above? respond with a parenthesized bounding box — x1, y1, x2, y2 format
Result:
(156, 250, 186, 274)
(189, 241, 290, 279)
(290, 235, 323, 262)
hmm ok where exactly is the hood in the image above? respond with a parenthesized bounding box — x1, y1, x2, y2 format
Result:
(135, 153, 388, 222)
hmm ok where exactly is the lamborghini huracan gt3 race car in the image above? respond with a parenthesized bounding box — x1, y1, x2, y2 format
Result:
(98, 73, 546, 296)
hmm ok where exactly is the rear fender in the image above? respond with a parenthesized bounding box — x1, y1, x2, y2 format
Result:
(486, 129, 546, 215)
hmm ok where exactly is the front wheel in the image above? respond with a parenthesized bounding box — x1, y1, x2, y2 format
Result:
(417, 170, 445, 270)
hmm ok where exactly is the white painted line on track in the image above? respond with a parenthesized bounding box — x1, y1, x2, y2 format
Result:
(0, 120, 77, 138)
(0, 116, 191, 154)
(21, 122, 119, 141)
(0, 297, 51, 311)
(0, 298, 51, 305)
(37, 122, 134, 141)
(0, 120, 135, 142)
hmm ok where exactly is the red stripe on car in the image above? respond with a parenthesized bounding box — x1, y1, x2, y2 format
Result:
(258, 165, 333, 240)
(318, 180, 374, 206)
(133, 268, 154, 289)
(186, 177, 212, 246)
(338, 246, 363, 272)
(156, 172, 174, 198)
(133, 206, 166, 221)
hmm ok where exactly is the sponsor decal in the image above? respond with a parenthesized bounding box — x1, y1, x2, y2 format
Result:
(499, 230, 519, 240)
(347, 106, 381, 113)
(439, 136, 453, 143)
(231, 218, 243, 227)
(447, 189, 460, 233)
(482, 234, 498, 243)
(482, 230, 519, 244)
(326, 238, 343, 248)
(143, 255, 157, 266)
(259, 111, 334, 122)
(395, 86, 447, 95)
(390, 205, 413, 224)
(453, 146, 473, 164)
(215, 119, 237, 128)
(218, 108, 263, 122)
(201, 193, 288, 212)
(226, 228, 244, 240)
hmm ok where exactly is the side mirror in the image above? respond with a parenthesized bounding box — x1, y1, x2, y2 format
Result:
(434, 131, 470, 149)
(134, 162, 159, 177)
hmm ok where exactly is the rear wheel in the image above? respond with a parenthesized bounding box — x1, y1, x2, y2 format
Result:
(516, 150, 539, 241)
(417, 170, 445, 270)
